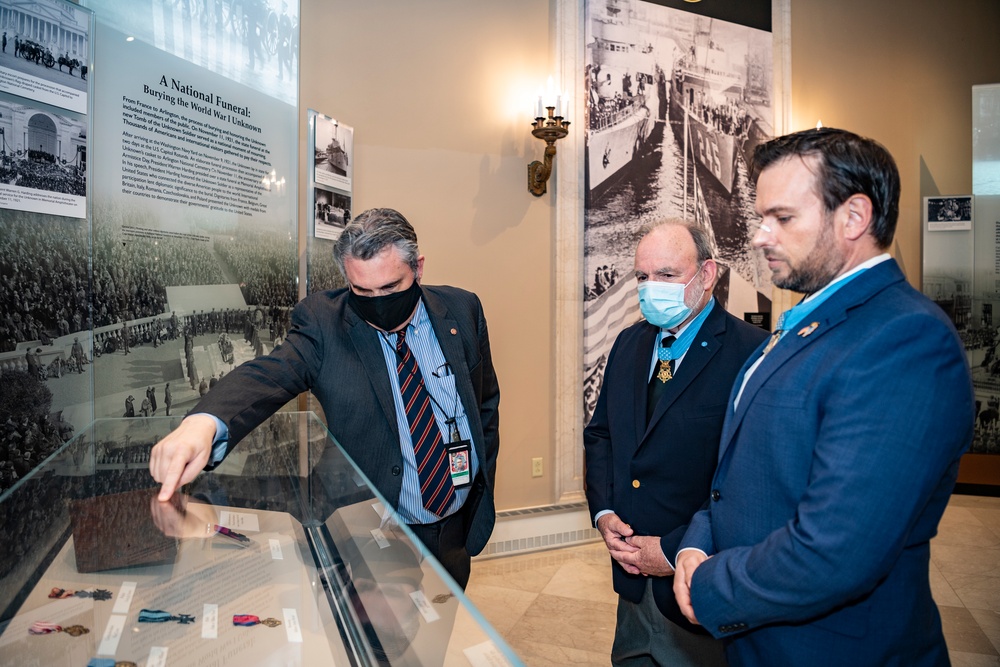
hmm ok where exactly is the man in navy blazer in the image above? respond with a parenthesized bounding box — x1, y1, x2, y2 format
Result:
(674, 128, 974, 666)
(585, 219, 767, 666)
(149, 208, 500, 589)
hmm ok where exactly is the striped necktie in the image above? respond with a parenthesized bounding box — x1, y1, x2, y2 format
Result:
(395, 330, 454, 516)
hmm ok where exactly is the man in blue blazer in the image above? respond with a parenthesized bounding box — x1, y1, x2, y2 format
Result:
(674, 128, 974, 666)
(149, 208, 500, 589)
(585, 219, 767, 665)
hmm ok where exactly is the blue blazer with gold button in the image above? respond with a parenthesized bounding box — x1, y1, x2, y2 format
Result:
(584, 299, 766, 632)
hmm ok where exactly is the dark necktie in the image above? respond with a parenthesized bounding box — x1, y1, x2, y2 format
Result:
(395, 330, 454, 516)
(646, 335, 676, 424)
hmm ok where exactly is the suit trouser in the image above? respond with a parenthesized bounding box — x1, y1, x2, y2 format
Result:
(406, 505, 471, 590)
(612, 579, 727, 667)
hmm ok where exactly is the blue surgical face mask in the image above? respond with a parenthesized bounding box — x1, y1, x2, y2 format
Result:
(637, 271, 700, 330)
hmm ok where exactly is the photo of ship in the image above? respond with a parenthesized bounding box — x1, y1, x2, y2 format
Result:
(318, 135, 349, 176)
(312, 113, 353, 192)
(582, 0, 774, 425)
(668, 15, 773, 257)
(585, 0, 667, 204)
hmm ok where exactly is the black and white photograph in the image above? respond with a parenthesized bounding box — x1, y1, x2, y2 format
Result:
(0, 99, 86, 218)
(313, 112, 353, 191)
(974, 83, 1000, 196)
(925, 195, 973, 231)
(0, 210, 90, 495)
(313, 186, 351, 241)
(81, 0, 300, 432)
(582, 0, 773, 423)
(968, 195, 1000, 456)
(87, 0, 299, 106)
(0, 0, 90, 114)
(82, 209, 298, 426)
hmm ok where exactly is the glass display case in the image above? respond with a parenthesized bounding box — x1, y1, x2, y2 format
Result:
(0, 412, 522, 666)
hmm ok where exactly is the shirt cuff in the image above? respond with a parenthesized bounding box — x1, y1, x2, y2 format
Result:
(192, 413, 229, 466)
(593, 509, 614, 527)
(675, 546, 709, 568)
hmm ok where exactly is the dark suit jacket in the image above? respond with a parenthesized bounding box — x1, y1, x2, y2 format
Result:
(681, 260, 974, 666)
(583, 300, 767, 631)
(196, 285, 501, 555)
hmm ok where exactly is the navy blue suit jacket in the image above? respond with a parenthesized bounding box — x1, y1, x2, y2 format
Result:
(584, 300, 767, 631)
(196, 285, 501, 555)
(680, 260, 974, 665)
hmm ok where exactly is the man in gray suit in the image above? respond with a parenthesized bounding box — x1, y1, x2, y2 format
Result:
(149, 208, 500, 588)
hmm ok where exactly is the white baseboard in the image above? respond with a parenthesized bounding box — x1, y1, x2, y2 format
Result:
(476, 502, 600, 559)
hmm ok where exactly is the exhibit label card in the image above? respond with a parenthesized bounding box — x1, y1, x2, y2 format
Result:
(409, 590, 440, 623)
(202, 603, 218, 639)
(370, 527, 390, 549)
(147, 646, 169, 667)
(218, 511, 260, 532)
(464, 640, 516, 667)
(269, 538, 283, 560)
(97, 614, 126, 656)
(282, 608, 303, 643)
(112, 581, 137, 615)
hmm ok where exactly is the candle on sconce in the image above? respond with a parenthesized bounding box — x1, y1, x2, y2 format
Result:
(536, 96, 543, 119)
(556, 95, 562, 118)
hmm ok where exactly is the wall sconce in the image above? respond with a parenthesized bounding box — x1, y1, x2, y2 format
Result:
(528, 88, 570, 197)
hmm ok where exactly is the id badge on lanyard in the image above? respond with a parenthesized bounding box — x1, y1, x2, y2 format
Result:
(447, 440, 472, 488)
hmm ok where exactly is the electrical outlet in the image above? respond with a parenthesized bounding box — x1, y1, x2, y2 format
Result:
(531, 457, 543, 478)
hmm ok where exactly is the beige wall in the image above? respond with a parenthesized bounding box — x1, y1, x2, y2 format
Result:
(300, 0, 1000, 512)
(788, 0, 1000, 284)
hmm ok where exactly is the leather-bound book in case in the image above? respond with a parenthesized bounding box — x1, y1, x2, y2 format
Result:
(69, 487, 178, 574)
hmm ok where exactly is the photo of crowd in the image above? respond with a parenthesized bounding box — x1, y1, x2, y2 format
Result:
(0, 102, 87, 208)
(0, 212, 90, 352)
(0, 148, 86, 197)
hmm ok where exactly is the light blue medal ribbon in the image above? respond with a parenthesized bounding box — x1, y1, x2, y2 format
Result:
(138, 609, 195, 624)
(657, 299, 715, 364)
(770, 268, 870, 351)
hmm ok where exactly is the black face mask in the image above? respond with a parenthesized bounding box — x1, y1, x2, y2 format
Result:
(348, 279, 422, 332)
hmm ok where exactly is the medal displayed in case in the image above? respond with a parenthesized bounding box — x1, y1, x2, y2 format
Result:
(48, 587, 112, 601)
(28, 621, 89, 637)
(233, 614, 282, 627)
(137, 609, 196, 624)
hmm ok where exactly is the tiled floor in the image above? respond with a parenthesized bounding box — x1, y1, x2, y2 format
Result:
(467, 494, 1000, 667)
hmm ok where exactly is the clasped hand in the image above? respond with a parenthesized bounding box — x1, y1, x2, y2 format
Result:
(673, 549, 709, 625)
(596, 513, 675, 577)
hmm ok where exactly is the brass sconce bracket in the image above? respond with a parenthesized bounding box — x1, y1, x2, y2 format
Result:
(528, 107, 570, 197)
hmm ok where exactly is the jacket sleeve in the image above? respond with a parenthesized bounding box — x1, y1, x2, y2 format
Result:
(196, 296, 326, 463)
(583, 335, 624, 520)
(474, 294, 501, 493)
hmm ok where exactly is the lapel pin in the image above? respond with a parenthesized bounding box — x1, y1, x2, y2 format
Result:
(450, 328, 457, 335)
(700, 341, 707, 347)
(797, 321, 820, 337)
